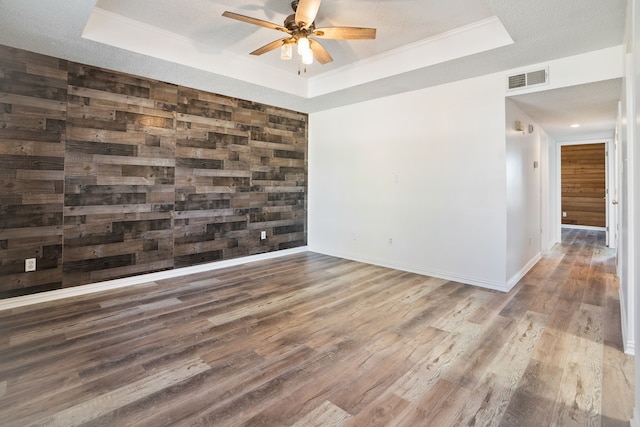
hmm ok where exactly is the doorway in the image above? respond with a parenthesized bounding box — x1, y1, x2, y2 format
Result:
(559, 140, 610, 244)
(561, 143, 606, 227)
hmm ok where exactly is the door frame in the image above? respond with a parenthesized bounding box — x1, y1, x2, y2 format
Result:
(556, 138, 614, 246)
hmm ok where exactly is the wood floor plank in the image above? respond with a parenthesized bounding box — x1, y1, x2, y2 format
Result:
(343, 392, 411, 427)
(551, 303, 605, 426)
(0, 229, 633, 426)
(442, 314, 518, 390)
(453, 310, 549, 426)
(413, 378, 472, 426)
(602, 345, 634, 425)
(498, 360, 565, 427)
(390, 320, 482, 403)
(292, 400, 353, 427)
(551, 361, 602, 426)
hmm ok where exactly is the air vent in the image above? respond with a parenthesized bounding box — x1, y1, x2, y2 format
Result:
(507, 68, 548, 91)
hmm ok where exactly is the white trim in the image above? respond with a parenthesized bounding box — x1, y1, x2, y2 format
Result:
(0, 247, 308, 311)
(561, 224, 607, 231)
(621, 285, 636, 355)
(631, 408, 640, 427)
(626, 340, 636, 356)
(506, 253, 542, 289)
(309, 246, 514, 292)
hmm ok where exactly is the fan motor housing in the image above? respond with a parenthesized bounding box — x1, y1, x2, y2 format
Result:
(284, 13, 315, 33)
(284, 14, 298, 31)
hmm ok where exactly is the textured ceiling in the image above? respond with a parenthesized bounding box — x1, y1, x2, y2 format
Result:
(0, 0, 628, 139)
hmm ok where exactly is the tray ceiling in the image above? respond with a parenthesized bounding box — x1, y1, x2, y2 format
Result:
(0, 0, 627, 120)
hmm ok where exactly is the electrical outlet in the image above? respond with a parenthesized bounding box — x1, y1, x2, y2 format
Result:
(388, 238, 393, 245)
(562, 212, 567, 218)
(260, 231, 267, 240)
(25, 258, 36, 272)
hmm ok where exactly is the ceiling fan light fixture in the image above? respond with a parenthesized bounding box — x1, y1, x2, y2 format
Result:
(281, 42, 293, 60)
(297, 36, 310, 56)
(222, 0, 376, 70)
(301, 50, 314, 65)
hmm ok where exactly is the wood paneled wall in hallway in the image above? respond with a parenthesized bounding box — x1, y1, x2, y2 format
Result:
(561, 143, 606, 227)
(0, 45, 308, 298)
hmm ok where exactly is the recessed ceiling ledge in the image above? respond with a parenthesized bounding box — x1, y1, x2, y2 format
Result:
(82, 7, 511, 101)
(307, 16, 514, 98)
(82, 7, 308, 97)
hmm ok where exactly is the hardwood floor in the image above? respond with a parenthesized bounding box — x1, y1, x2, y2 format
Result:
(0, 229, 633, 426)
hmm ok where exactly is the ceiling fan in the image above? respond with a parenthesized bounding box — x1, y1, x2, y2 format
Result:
(222, 0, 376, 67)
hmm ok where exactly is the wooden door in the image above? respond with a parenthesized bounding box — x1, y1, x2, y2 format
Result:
(561, 143, 606, 227)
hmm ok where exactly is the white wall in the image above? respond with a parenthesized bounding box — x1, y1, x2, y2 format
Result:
(631, 0, 640, 424)
(309, 73, 510, 290)
(541, 131, 558, 250)
(309, 47, 625, 292)
(505, 100, 542, 283)
(622, 20, 637, 358)
(622, 78, 636, 355)
(617, 71, 634, 354)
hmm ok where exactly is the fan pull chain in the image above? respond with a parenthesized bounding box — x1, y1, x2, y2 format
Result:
(297, 58, 308, 76)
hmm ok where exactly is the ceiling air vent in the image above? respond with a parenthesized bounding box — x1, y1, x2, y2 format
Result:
(507, 68, 548, 91)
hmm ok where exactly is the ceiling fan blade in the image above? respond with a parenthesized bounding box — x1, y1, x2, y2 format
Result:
(222, 11, 290, 33)
(309, 39, 333, 64)
(295, 0, 322, 30)
(314, 27, 376, 40)
(250, 38, 290, 56)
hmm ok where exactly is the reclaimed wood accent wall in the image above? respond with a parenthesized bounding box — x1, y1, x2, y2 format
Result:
(0, 45, 307, 298)
(561, 143, 606, 227)
(0, 47, 67, 298)
(174, 88, 306, 268)
(63, 64, 178, 286)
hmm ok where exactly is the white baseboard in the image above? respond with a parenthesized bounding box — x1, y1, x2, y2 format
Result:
(620, 285, 636, 356)
(0, 247, 308, 311)
(308, 246, 512, 292)
(506, 253, 542, 290)
(625, 340, 635, 356)
(561, 224, 606, 231)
